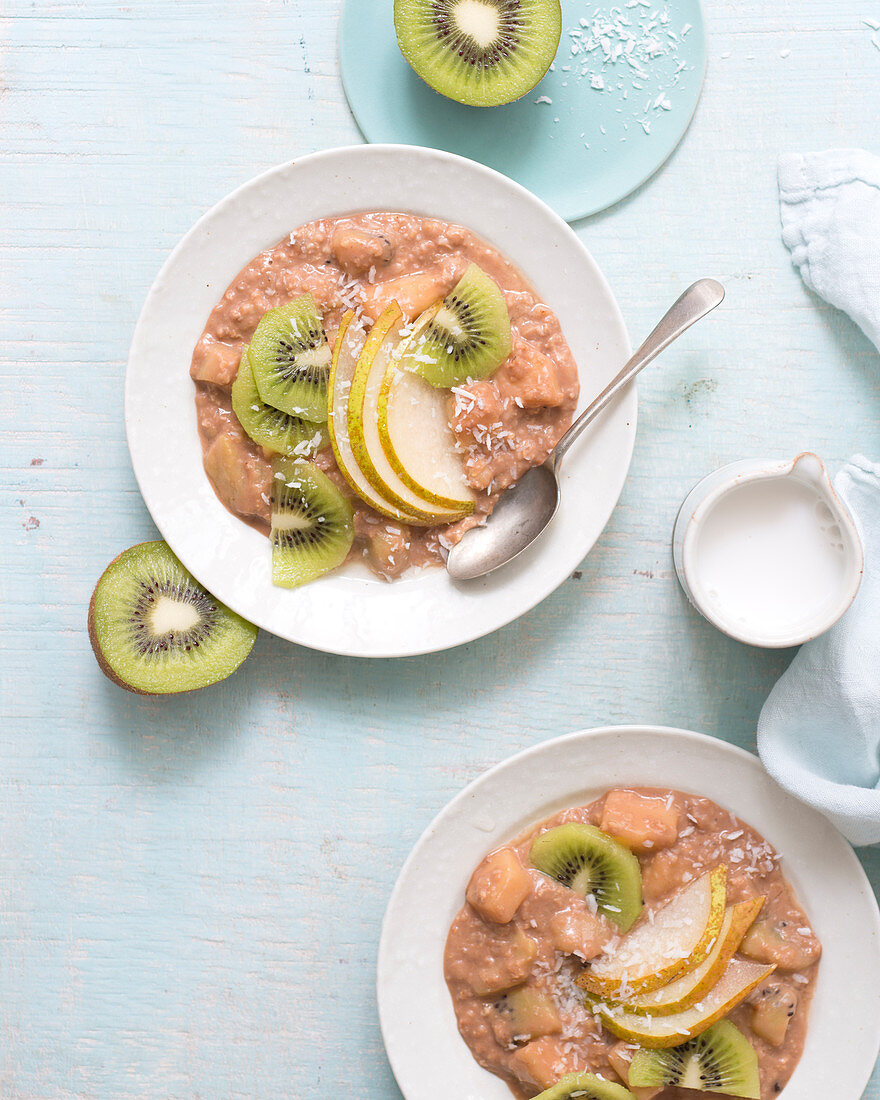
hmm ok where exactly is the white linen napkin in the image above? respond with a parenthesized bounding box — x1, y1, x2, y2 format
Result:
(758, 151, 880, 846)
(778, 149, 880, 352)
(758, 457, 880, 846)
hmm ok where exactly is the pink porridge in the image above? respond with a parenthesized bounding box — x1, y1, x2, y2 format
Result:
(190, 211, 579, 580)
(445, 788, 821, 1100)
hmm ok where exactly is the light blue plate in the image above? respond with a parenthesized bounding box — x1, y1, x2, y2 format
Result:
(340, 0, 707, 222)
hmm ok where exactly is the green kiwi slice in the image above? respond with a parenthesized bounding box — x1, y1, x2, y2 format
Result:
(529, 823, 643, 932)
(249, 294, 331, 422)
(270, 458, 354, 588)
(88, 541, 257, 695)
(397, 263, 512, 388)
(628, 1020, 760, 1099)
(231, 348, 326, 456)
(531, 1072, 636, 1100)
(393, 0, 562, 108)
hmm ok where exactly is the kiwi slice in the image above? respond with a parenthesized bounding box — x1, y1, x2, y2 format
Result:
(532, 1072, 635, 1100)
(270, 458, 354, 588)
(628, 1020, 760, 1099)
(394, 0, 562, 108)
(231, 348, 326, 456)
(249, 294, 331, 422)
(88, 541, 257, 695)
(398, 263, 512, 388)
(529, 824, 643, 932)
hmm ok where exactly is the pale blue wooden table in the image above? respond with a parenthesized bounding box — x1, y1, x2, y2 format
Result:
(2, 1, 880, 1097)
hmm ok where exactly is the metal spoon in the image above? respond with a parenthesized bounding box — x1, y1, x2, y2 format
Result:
(445, 278, 726, 581)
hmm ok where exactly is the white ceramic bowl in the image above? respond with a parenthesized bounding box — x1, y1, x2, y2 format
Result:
(378, 726, 880, 1100)
(125, 145, 636, 657)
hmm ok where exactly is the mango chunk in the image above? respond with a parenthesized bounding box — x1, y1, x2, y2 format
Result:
(509, 1036, 572, 1092)
(470, 926, 538, 996)
(600, 789, 681, 853)
(498, 337, 564, 409)
(191, 340, 242, 387)
(548, 907, 608, 961)
(203, 435, 272, 520)
(466, 847, 532, 924)
(331, 226, 392, 273)
(359, 268, 454, 322)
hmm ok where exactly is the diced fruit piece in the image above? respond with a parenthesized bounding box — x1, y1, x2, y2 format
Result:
(191, 340, 242, 386)
(231, 350, 326, 456)
(364, 524, 411, 580)
(393, 0, 563, 109)
(330, 225, 392, 273)
(590, 957, 776, 1048)
(607, 1044, 663, 1100)
(548, 908, 609, 961)
(749, 981, 799, 1047)
(248, 294, 331, 422)
(616, 897, 765, 1016)
(397, 264, 513, 388)
(530, 1072, 637, 1100)
(270, 458, 354, 588)
(739, 918, 822, 972)
(499, 337, 566, 409)
(347, 303, 473, 524)
(327, 311, 424, 524)
(470, 925, 538, 995)
(203, 434, 272, 521)
(466, 847, 532, 924)
(378, 363, 476, 513)
(599, 790, 681, 854)
(579, 867, 727, 998)
(359, 268, 454, 323)
(490, 985, 562, 1045)
(508, 1037, 571, 1092)
(628, 1020, 761, 1098)
(88, 541, 257, 696)
(529, 823, 643, 932)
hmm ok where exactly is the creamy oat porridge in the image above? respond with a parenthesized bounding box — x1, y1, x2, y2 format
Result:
(190, 211, 579, 585)
(445, 788, 820, 1100)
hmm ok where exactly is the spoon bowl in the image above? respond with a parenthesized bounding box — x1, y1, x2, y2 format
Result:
(446, 279, 726, 581)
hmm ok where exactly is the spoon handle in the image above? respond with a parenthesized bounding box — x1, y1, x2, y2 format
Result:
(553, 278, 726, 466)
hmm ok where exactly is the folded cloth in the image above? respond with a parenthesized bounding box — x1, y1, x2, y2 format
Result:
(758, 456, 880, 846)
(778, 149, 880, 353)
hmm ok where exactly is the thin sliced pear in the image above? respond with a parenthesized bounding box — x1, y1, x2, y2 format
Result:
(613, 897, 765, 1016)
(589, 956, 776, 1049)
(579, 867, 727, 999)
(378, 364, 476, 512)
(347, 303, 472, 525)
(327, 311, 423, 525)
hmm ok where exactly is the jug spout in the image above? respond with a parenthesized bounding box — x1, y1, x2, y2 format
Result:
(790, 451, 834, 497)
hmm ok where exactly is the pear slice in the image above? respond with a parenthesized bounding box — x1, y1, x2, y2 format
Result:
(613, 897, 765, 1016)
(347, 303, 473, 525)
(579, 867, 727, 999)
(378, 362, 476, 513)
(589, 956, 776, 1049)
(327, 311, 424, 525)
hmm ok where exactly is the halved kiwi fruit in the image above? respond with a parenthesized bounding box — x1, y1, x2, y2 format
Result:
(529, 823, 643, 932)
(88, 541, 257, 695)
(231, 348, 327, 456)
(249, 294, 331, 422)
(397, 263, 512, 388)
(270, 458, 354, 588)
(394, 0, 562, 108)
(628, 1020, 761, 1099)
(531, 1072, 635, 1100)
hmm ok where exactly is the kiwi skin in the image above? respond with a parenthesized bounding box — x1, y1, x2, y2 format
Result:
(88, 542, 257, 696)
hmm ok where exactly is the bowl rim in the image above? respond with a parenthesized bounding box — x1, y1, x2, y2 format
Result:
(124, 144, 637, 657)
